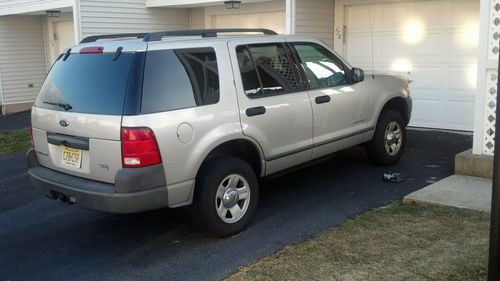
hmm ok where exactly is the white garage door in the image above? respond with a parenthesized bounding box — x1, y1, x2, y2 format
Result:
(213, 12, 285, 34)
(345, 0, 479, 131)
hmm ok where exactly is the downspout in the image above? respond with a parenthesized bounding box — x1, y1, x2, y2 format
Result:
(285, 0, 295, 34)
(73, 0, 82, 43)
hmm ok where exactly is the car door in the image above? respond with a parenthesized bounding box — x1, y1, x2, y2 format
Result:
(228, 39, 314, 175)
(290, 41, 371, 159)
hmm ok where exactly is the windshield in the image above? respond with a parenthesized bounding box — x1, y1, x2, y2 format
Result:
(35, 53, 135, 115)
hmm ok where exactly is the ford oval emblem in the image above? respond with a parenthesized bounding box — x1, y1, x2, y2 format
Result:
(59, 120, 69, 127)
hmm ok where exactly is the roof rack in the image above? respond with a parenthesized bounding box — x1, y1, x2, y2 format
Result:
(80, 33, 147, 44)
(143, 28, 277, 42)
(80, 29, 277, 44)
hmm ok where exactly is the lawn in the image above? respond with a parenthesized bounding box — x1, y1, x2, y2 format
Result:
(227, 203, 490, 281)
(0, 128, 31, 156)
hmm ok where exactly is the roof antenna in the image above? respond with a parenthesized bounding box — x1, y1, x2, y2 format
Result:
(369, 9, 375, 79)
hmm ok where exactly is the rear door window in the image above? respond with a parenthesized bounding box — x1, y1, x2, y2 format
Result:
(36, 53, 135, 115)
(141, 47, 220, 113)
(236, 43, 300, 98)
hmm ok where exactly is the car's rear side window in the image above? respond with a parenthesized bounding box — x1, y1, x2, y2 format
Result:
(236, 43, 300, 98)
(36, 53, 135, 115)
(141, 47, 220, 113)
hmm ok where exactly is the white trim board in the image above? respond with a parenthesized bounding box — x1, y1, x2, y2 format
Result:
(472, 0, 491, 155)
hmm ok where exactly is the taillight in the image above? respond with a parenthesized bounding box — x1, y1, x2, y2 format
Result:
(121, 127, 162, 168)
(28, 118, 34, 147)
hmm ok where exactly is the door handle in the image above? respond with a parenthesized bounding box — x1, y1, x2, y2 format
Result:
(246, 106, 266, 117)
(315, 95, 331, 104)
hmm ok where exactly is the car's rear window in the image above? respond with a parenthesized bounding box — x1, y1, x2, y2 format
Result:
(35, 53, 135, 115)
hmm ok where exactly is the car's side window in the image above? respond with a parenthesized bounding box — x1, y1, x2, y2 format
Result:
(141, 47, 219, 113)
(236, 43, 300, 98)
(293, 43, 347, 89)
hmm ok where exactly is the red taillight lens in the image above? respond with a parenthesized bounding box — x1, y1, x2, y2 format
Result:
(121, 127, 162, 168)
(79, 46, 104, 54)
(28, 119, 34, 147)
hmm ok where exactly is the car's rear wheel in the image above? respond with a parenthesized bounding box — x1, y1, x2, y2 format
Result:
(366, 110, 406, 165)
(192, 157, 259, 237)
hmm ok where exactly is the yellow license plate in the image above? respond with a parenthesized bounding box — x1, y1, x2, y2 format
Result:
(61, 146, 82, 168)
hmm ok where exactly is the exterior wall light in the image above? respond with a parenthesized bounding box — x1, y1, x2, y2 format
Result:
(224, 1, 241, 9)
(46, 10, 61, 17)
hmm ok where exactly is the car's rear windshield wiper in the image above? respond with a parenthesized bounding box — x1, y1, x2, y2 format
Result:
(43, 101, 72, 111)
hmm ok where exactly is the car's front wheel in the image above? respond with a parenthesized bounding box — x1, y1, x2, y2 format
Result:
(192, 157, 259, 237)
(365, 109, 406, 165)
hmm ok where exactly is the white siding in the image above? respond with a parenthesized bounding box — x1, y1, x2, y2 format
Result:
(190, 7, 205, 29)
(0, 16, 47, 105)
(0, 0, 72, 16)
(79, 0, 190, 38)
(295, 0, 334, 46)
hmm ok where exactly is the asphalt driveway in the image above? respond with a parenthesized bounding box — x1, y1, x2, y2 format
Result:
(0, 129, 471, 281)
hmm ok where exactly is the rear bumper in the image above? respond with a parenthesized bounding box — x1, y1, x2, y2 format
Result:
(27, 148, 169, 214)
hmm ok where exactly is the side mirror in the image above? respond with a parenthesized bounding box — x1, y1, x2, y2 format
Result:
(351, 67, 364, 83)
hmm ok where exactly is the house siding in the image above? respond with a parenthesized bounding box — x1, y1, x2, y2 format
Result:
(295, 0, 334, 46)
(0, 16, 47, 105)
(79, 0, 190, 38)
(0, 0, 72, 16)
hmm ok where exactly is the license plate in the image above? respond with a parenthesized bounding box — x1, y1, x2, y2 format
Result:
(61, 146, 82, 168)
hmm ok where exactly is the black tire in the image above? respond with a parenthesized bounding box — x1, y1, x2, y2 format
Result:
(365, 109, 406, 165)
(192, 157, 259, 237)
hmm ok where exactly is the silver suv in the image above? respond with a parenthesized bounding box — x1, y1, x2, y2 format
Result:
(27, 29, 412, 236)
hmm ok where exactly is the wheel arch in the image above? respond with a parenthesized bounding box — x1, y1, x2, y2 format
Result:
(195, 137, 266, 180)
(377, 96, 411, 126)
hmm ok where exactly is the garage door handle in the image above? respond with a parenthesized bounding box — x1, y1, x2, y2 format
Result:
(246, 106, 266, 117)
(315, 95, 331, 104)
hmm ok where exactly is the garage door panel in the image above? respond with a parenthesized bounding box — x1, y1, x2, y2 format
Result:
(451, 0, 480, 26)
(448, 66, 477, 100)
(450, 29, 478, 58)
(412, 32, 448, 59)
(411, 66, 444, 93)
(378, 4, 408, 28)
(413, 1, 448, 27)
(446, 101, 474, 130)
(346, 33, 372, 65)
(347, 6, 372, 31)
(345, 0, 478, 131)
(375, 33, 407, 63)
(411, 100, 445, 127)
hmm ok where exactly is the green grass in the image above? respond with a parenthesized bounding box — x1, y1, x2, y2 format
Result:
(0, 128, 31, 156)
(227, 203, 490, 281)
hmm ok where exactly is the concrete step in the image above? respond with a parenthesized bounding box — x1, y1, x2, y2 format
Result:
(403, 175, 492, 213)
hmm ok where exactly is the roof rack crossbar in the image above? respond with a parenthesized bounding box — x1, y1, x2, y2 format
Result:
(143, 28, 278, 42)
(80, 33, 148, 44)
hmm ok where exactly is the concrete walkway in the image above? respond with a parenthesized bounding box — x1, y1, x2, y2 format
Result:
(403, 175, 492, 212)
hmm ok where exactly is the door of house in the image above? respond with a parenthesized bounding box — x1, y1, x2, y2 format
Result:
(49, 20, 75, 63)
(344, 0, 479, 131)
(213, 12, 285, 34)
